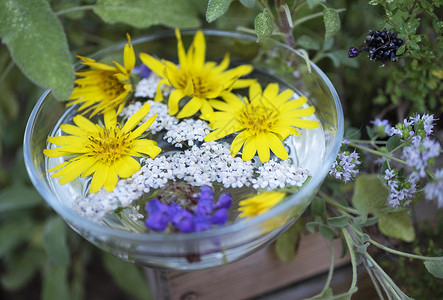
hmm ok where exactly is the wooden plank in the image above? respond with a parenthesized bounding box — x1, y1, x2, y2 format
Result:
(163, 232, 350, 300)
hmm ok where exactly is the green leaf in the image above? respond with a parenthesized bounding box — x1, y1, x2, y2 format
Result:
(102, 254, 152, 300)
(307, 0, 326, 9)
(311, 196, 325, 216)
(386, 135, 401, 152)
(327, 215, 349, 228)
(205, 0, 234, 23)
(352, 174, 388, 221)
(0, 185, 42, 212)
(306, 221, 319, 233)
(239, 0, 256, 8)
(424, 259, 443, 279)
(254, 9, 274, 42)
(0, 0, 74, 100)
(0, 220, 33, 258)
(42, 264, 70, 300)
(378, 211, 415, 242)
(1, 248, 43, 291)
(43, 216, 70, 267)
(94, 0, 200, 28)
(360, 216, 379, 227)
(296, 35, 320, 50)
(396, 44, 406, 55)
(319, 224, 336, 240)
(323, 7, 341, 40)
(275, 218, 304, 262)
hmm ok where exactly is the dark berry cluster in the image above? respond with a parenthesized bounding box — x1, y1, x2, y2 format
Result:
(348, 29, 404, 65)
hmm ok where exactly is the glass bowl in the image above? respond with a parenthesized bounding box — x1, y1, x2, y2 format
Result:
(24, 29, 343, 270)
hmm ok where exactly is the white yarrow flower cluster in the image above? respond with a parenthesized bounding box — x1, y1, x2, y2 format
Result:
(120, 100, 178, 134)
(134, 73, 172, 98)
(164, 119, 210, 147)
(252, 159, 309, 190)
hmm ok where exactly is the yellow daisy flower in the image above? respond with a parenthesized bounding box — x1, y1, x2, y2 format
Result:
(67, 34, 135, 117)
(238, 191, 286, 219)
(44, 102, 161, 193)
(139, 29, 254, 119)
(204, 82, 319, 163)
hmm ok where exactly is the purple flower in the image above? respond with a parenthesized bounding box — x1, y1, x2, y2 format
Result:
(370, 118, 390, 137)
(402, 136, 441, 178)
(384, 169, 417, 207)
(329, 150, 361, 183)
(348, 47, 360, 58)
(132, 64, 151, 78)
(424, 169, 443, 208)
(145, 199, 171, 231)
(144, 185, 232, 233)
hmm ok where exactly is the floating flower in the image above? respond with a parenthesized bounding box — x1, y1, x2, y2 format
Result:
(145, 185, 232, 233)
(44, 102, 162, 193)
(67, 34, 135, 117)
(204, 82, 319, 162)
(139, 29, 254, 119)
(238, 191, 286, 219)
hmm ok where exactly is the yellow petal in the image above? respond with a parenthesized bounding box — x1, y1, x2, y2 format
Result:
(230, 131, 246, 157)
(130, 113, 157, 139)
(139, 52, 165, 77)
(249, 82, 262, 102)
(242, 134, 257, 161)
(114, 156, 141, 178)
(191, 30, 206, 68)
(124, 33, 135, 72)
(89, 163, 108, 193)
(168, 89, 185, 115)
(256, 133, 270, 163)
(268, 133, 289, 160)
(175, 29, 189, 69)
(176, 97, 202, 119)
(289, 119, 319, 129)
(122, 102, 150, 133)
(103, 109, 117, 130)
(104, 165, 119, 192)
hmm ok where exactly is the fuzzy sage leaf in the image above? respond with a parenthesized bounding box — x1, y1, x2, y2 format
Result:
(206, 0, 234, 23)
(254, 9, 274, 42)
(352, 174, 388, 222)
(323, 7, 341, 40)
(424, 259, 443, 279)
(275, 218, 304, 262)
(378, 211, 415, 242)
(94, 0, 201, 28)
(0, 0, 74, 100)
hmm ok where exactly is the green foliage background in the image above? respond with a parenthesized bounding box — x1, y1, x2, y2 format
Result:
(0, 0, 441, 299)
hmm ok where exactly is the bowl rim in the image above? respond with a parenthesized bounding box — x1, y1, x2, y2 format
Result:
(23, 29, 344, 243)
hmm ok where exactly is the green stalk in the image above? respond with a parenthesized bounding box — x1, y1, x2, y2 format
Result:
(320, 191, 359, 215)
(342, 228, 358, 292)
(319, 240, 335, 294)
(348, 142, 407, 165)
(363, 258, 386, 300)
(370, 239, 443, 261)
(55, 5, 95, 16)
(0, 60, 14, 88)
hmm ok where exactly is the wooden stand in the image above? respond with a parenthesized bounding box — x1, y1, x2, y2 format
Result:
(145, 232, 350, 300)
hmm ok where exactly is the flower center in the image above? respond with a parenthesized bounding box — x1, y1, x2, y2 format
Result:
(86, 127, 133, 165)
(177, 71, 213, 98)
(237, 104, 279, 134)
(99, 72, 127, 99)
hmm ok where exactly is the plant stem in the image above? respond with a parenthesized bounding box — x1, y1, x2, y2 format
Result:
(342, 228, 358, 292)
(275, 0, 295, 48)
(350, 139, 387, 145)
(363, 258, 386, 300)
(55, 5, 95, 16)
(369, 239, 443, 261)
(292, 8, 346, 28)
(320, 240, 335, 294)
(0, 60, 14, 88)
(348, 142, 407, 165)
(320, 191, 359, 215)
